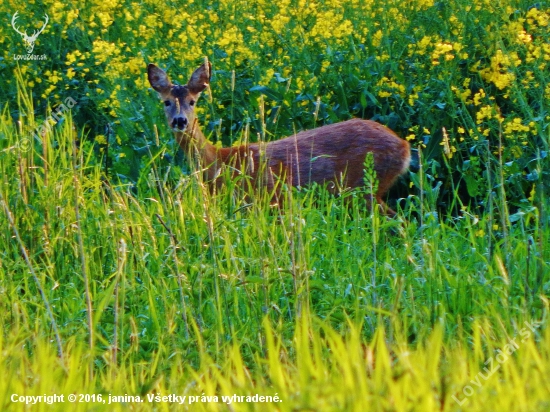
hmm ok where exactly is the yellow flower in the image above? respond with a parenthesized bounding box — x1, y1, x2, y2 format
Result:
(92, 40, 119, 64)
(476, 105, 493, 124)
(527, 8, 549, 27)
(95, 135, 107, 145)
(376, 77, 405, 98)
(431, 42, 454, 65)
(517, 30, 532, 44)
(372, 30, 383, 48)
(503, 118, 530, 136)
(479, 50, 518, 90)
(473, 89, 486, 106)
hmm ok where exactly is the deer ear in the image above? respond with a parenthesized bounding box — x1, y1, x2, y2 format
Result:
(187, 61, 211, 95)
(148, 64, 172, 94)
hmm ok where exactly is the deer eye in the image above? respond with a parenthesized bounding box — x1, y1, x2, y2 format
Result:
(189, 100, 196, 106)
(164, 101, 171, 106)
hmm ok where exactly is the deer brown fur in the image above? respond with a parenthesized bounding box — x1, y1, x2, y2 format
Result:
(147, 59, 410, 215)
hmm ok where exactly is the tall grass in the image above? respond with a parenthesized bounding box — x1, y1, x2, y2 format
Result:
(1, 77, 549, 410)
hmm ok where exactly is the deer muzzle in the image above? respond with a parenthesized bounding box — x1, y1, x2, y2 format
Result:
(171, 116, 188, 131)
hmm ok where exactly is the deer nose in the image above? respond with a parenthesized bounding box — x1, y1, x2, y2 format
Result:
(171, 116, 188, 130)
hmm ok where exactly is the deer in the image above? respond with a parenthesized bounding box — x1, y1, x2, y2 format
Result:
(147, 58, 411, 216)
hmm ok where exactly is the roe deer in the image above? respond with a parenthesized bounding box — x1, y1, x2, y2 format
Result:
(147, 59, 410, 216)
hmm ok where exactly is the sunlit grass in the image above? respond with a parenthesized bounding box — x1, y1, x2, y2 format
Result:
(1, 79, 549, 409)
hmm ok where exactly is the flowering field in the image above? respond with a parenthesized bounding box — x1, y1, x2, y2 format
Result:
(2, 0, 549, 209)
(1, 0, 550, 411)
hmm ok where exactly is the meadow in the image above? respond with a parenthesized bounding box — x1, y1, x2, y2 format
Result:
(0, 0, 549, 410)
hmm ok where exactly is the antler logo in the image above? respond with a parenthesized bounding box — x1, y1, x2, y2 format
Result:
(11, 11, 49, 54)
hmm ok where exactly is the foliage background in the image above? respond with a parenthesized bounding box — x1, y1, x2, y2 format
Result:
(1, 0, 549, 211)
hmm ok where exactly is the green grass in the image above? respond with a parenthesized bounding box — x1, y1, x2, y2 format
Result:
(1, 82, 549, 410)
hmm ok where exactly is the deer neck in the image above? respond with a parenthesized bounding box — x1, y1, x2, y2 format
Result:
(174, 121, 219, 180)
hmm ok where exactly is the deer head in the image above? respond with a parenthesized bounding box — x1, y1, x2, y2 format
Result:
(12, 11, 49, 54)
(147, 60, 211, 133)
